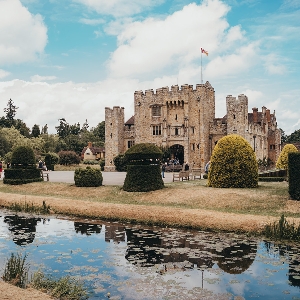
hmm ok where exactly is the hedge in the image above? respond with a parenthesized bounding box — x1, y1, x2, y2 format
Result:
(258, 177, 285, 182)
(288, 152, 300, 200)
(123, 165, 164, 192)
(74, 167, 103, 187)
(4, 168, 43, 185)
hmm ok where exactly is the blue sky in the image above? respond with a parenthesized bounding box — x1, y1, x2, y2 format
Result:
(0, 0, 299, 134)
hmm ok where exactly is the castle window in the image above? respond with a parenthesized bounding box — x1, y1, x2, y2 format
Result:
(191, 127, 195, 134)
(233, 114, 236, 119)
(175, 114, 177, 120)
(191, 143, 195, 151)
(128, 140, 135, 149)
(152, 106, 161, 117)
(110, 133, 112, 138)
(175, 128, 179, 135)
(152, 125, 162, 135)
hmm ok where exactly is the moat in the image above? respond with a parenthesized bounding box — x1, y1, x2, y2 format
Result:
(0, 208, 300, 299)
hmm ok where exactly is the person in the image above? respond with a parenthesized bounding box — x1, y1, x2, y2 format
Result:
(42, 161, 47, 171)
(161, 163, 166, 178)
(0, 161, 2, 178)
(184, 162, 189, 171)
(205, 161, 210, 174)
(38, 160, 43, 169)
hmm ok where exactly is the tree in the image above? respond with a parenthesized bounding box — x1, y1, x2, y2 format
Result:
(92, 121, 105, 142)
(4, 98, 18, 121)
(208, 134, 258, 188)
(31, 124, 41, 138)
(276, 144, 298, 169)
(286, 129, 300, 143)
(279, 128, 287, 144)
(14, 119, 30, 137)
(41, 124, 48, 134)
(55, 118, 70, 138)
(81, 119, 89, 132)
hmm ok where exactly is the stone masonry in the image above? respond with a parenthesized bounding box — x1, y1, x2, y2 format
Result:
(104, 81, 281, 172)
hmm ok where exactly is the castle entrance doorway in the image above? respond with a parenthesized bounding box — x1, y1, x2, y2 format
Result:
(169, 144, 184, 165)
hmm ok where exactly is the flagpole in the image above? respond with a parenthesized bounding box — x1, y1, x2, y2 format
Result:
(201, 49, 203, 84)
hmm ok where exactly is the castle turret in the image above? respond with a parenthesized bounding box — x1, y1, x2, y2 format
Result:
(226, 94, 248, 138)
(104, 106, 125, 171)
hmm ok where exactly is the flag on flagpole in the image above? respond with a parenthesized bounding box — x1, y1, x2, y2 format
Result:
(201, 48, 208, 56)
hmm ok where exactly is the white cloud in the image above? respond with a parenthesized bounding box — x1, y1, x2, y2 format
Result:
(0, 0, 48, 65)
(107, 0, 245, 78)
(0, 69, 10, 79)
(73, 0, 164, 17)
(205, 43, 258, 78)
(263, 54, 286, 75)
(31, 75, 57, 82)
(79, 18, 105, 25)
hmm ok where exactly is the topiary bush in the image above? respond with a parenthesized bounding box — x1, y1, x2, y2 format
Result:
(288, 152, 300, 200)
(123, 143, 164, 192)
(58, 151, 80, 165)
(208, 134, 258, 188)
(4, 146, 42, 185)
(11, 145, 36, 168)
(276, 144, 298, 170)
(113, 154, 128, 171)
(74, 166, 103, 187)
(44, 152, 59, 171)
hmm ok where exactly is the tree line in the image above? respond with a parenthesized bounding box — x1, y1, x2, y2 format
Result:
(0, 98, 105, 162)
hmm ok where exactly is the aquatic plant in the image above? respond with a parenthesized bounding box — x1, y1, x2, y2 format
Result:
(263, 214, 300, 241)
(2, 253, 28, 288)
(31, 271, 88, 300)
(9, 200, 50, 214)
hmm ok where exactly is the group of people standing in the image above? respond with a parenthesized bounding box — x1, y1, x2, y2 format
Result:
(38, 160, 47, 171)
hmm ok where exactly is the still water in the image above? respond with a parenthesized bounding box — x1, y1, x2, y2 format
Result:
(0, 208, 300, 300)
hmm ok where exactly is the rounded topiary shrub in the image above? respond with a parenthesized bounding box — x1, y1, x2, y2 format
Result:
(74, 167, 103, 187)
(4, 146, 43, 185)
(11, 145, 36, 167)
(208, 134, 258, 188)
(276, 144, 298, 170)
(123, 143, 164, 192)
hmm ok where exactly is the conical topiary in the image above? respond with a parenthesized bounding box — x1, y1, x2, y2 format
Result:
(208, 134, 258, 188)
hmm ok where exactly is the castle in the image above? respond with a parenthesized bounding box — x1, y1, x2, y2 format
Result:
(104, 81, 281, 172)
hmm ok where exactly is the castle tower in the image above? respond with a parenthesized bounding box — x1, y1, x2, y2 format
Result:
(226, 94, 248, 138)
(104, 106, 125, 171)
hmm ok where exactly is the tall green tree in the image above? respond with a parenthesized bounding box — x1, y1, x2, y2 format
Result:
(92, 121, 105, 142)
(4, 98, 18, 122)
(55, 118, 70, 138)
(31, 124, 40, 138)
(286, 129, 300, 143)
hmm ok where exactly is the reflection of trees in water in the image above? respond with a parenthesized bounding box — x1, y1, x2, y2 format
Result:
(74, 222, 102, 235)
(4, 215, 41, 246)
(265, 241, 300, 288)
(216, 242, 257, 274)
(125, 228, 257, 273)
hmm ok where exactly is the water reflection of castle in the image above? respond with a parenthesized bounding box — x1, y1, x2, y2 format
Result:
(4, 215, 300, 284)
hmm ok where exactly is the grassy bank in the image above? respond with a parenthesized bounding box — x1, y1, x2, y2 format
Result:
(0, 180, 299, 233)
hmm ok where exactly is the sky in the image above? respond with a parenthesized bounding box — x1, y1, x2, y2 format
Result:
(0, 0, 299, 134)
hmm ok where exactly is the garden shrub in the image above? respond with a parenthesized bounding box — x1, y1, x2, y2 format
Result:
(11, 145, 35, 167)
(276, 144, 298, 170)
(113, 154, 128, 171)
(44, 152, 59, 171)
(74, 166, 103, 187)
(58, 151, 80, 165)
(288, 152, 300, 200)
(4, 146, 42, 185)
(208, 134, 258, 188)
(123, 143, 164, 192)
(99, 159, 105, 171)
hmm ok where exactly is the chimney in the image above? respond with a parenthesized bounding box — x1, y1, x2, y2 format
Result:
(266, 109, 271, 122)
(252, 107, 258, 123)
(88, 142, 92, 148)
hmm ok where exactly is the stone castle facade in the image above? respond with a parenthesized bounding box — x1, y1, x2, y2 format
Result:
(105, 81, 281, 172)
